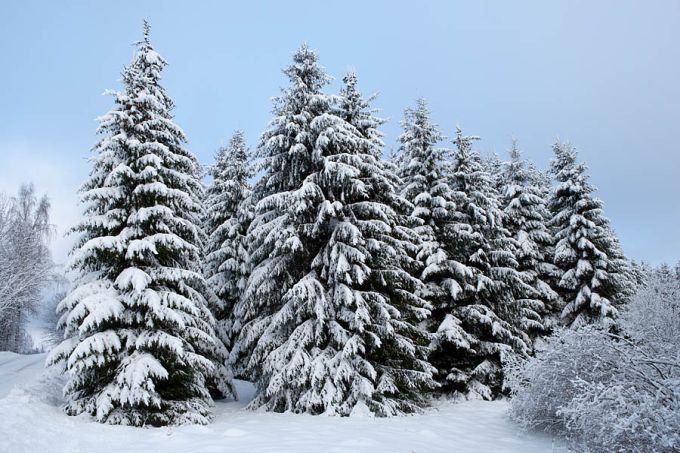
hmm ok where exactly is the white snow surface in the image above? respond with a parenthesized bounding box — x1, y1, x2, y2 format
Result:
(0, 352, 565, 453)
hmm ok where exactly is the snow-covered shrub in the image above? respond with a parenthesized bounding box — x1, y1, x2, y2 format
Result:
(509, 267, 680, 452)
(507, 327, 613, 435)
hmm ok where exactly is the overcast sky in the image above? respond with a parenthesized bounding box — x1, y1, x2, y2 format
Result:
(0, 0, 678, 264)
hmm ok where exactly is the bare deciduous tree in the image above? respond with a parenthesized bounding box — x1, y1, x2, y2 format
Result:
(0, 183, 54, 352)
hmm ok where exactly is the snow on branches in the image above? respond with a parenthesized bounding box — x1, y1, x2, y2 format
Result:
(39, 31, 639, 425)
(48, 21, 232, 427)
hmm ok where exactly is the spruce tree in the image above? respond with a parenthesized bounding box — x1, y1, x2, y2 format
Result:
(548, 142, 632, 328)
(500, 142, 560, 335)
(311, 72, 435, 415)
(396, 100, 475, 389)
(233, 49, 434, 415)
(431, 128, 528, 399)
(230, 44, 332, 379)
(204, 130, 253, 351)
(48, 22, 231, 426)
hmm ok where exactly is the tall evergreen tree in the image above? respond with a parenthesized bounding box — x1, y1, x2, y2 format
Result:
(500, 142, 560, 335)
(431, 128, 528, 399)
(396, 100, 474, 389)
(233, 49, 434, 415)
(230, 44, 332, 379)
(311, 72, 435, 415)
(548, 142, 632, 328)
(48, 22, 231, 426)
(204, 130, 253, 351)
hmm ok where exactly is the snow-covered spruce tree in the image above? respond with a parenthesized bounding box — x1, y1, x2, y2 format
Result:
(430, 128, 529, 399)
(525, 159, 563, 305)
(229, 44, 332, 379)
(204, 130, 253, 352)
(47, 22, 232, 426)
(233, 49, 435, 415)
(395, 100, 475, 390)
(548, 142, 632, 328)
(302, 72, 435, 415)
(500, 142, 560, 335)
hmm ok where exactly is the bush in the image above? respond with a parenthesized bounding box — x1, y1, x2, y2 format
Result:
(509, 266, 680, 452)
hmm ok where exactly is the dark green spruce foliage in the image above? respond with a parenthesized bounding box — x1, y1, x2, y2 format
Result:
(48, 22, 231, 426)
(232, 47, 435, 416)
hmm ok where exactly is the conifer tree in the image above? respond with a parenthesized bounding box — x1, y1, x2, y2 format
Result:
(310, 73, 435, 415)
(48, 22, 231, 426)
(396, 100, 474, 388)
(526, 160, 553, 200)
(429, 128, 529, 399)
(233, 49, 434, 415)
(204, 130, 253, 351)
(548, 142, 632, 328)
(500, 142, 560, 335)
(230, 44, 332, 379)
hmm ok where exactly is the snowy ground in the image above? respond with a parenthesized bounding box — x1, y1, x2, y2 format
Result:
(0, 352, 566, 453)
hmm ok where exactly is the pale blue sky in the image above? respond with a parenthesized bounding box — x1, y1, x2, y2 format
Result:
(0, 0, 678, 264)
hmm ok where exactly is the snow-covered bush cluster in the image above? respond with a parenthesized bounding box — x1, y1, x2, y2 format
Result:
(39, 22, 639, 426)
(509, 264, 680, 452)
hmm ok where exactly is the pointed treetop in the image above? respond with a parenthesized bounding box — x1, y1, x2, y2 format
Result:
(509, 138, 521, 161)
(415, 97, 429, 114)
(341, 69, 380, 111)
(340, 71, 361, 119)
(296, 41, 311, 54)
(400, 97, 441, 136)
(143, 18, 151, 45)
(281, 42, 331, 96)
(550, 141, 590, 184)
(398, 97, 445, 169)
(505, 139, 529, 184)
(227, 129, 249, 162)
(127, 18, 167, 87)
(213, 129, 248, 172)
(407, 98, 433, 129)
(453, 126, 480, 153)
(550, 141, 582, 172)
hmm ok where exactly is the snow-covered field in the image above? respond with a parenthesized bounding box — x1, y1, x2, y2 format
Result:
(0, 352, 565, 453)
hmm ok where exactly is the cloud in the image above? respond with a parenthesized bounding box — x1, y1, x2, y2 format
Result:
(0, 141, 87, 264)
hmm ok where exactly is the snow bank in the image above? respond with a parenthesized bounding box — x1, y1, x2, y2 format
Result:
(0, 352, 564, 453)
